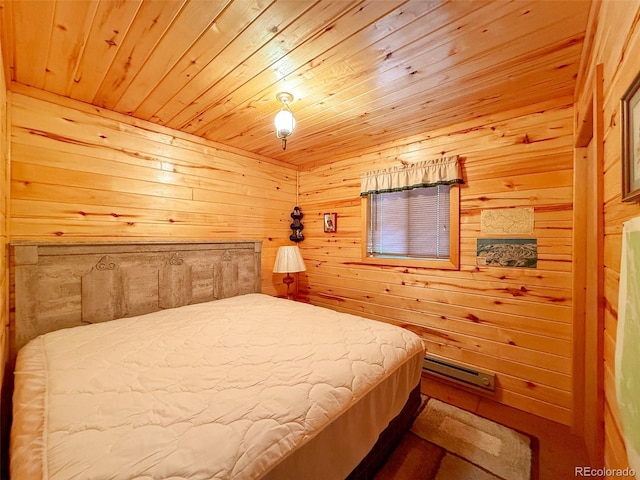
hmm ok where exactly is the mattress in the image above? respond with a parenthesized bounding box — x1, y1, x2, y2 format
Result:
(11, 293, 424, 480)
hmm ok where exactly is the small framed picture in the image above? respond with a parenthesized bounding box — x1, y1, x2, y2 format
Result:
(323, 213, 337, 233)
(621, 69, 640, 202)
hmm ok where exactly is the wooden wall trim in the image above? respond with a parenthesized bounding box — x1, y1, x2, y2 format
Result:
(0, 30, 10, 478)
(574, 0, 602, 104)
(572, 63, 605, 467)
(591, 62, 605, 469)
(572, 145, 587, 431)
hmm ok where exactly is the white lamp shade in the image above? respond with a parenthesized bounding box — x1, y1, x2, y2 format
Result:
(274, 109, 295, 138)
(273, 245, 306, 273)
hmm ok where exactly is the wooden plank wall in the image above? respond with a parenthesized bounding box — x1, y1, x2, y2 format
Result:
(8, 85, 298, 297)
(577, 0, 640, 474)
(298, 97, 575, 426)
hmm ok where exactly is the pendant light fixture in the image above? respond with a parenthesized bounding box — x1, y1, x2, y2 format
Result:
(274, 92, 295, 150)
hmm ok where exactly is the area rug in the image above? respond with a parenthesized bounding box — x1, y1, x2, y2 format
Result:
(408, 398, 533, 480)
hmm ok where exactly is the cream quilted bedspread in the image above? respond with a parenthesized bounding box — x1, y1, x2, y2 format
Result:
(11, 293, 423, 480)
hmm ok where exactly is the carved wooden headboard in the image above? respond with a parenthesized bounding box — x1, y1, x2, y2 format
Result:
(10, 240, 262, 363)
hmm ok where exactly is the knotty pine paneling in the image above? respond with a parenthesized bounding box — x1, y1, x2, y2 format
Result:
(8, 89, 298, 296)
(578, 0, 640, 474)
(298, 98, 575, 425)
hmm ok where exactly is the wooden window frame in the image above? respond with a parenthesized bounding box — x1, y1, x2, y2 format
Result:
(360, 184, 460, 270)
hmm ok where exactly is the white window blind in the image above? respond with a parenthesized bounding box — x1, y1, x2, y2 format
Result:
(367, 185, 451, 259)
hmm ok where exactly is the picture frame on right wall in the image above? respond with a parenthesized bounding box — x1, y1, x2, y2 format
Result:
(621, 69, 640, 202)
(323, 212, 337, 233)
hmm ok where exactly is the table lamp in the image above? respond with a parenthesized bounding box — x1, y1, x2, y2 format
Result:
(273, 245, 306, 299)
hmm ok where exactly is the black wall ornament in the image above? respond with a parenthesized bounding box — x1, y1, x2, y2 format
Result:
(289, 206, 304, 242)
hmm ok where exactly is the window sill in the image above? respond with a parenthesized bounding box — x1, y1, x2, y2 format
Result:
(361, 256, 459, 270)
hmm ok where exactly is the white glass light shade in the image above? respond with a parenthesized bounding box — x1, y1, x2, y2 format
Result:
(273, 245, 306, 274)
(274, 108, 295, 138)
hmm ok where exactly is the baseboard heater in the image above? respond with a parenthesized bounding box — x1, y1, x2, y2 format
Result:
(423, 354, 495, 393)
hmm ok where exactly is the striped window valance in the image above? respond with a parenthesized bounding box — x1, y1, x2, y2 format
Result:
(360, 155, 463, 196)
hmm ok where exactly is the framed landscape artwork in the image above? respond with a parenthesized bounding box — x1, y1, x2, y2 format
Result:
(476, 238, 537, 269)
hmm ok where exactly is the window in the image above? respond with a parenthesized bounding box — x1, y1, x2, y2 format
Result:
(360, 156, 462, 270)
(362, 184, 459, 269)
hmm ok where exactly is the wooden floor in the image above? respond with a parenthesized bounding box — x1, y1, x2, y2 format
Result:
(412, 375, 592, 480)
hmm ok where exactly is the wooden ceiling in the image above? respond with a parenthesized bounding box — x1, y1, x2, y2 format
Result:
(0, 0, 591, 167)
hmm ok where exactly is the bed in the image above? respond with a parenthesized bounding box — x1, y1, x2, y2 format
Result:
(8, 241, 424, 480)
